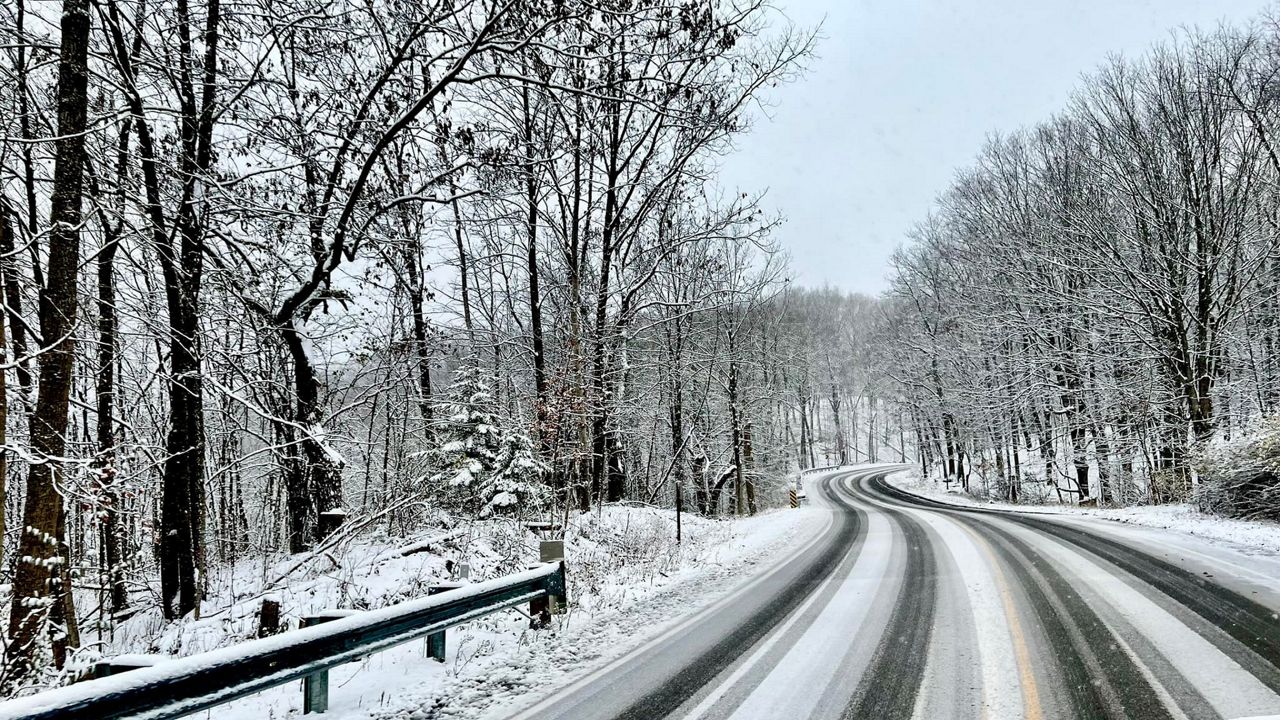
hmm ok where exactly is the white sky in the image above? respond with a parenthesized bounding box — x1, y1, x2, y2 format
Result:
(718, 0, 1272, 295)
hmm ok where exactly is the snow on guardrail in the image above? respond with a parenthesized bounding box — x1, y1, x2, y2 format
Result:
(0, 561, 567, 720)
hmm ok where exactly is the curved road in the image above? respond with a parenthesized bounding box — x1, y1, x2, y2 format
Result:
(508, 465, 1280, 720)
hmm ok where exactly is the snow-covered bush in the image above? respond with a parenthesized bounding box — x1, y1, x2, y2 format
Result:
(426, 365, 549, 515)
(1197, 416, 1280, 521)
(567, 506, 727, 607)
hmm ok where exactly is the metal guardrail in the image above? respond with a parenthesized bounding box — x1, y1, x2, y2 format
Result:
(0, 561, 568, 720)
(798, 461, 849, 474)
(799, 464, 842, 476)
(799, 463, 911, 478)
(790, 465, 844, 507)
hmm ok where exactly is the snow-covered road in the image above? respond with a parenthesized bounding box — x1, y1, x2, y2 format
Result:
(502, 465, 1280, 720)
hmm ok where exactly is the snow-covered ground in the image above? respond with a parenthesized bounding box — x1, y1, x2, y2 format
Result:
(87, 504, 825, 720)
(887, 469, 1280, 555)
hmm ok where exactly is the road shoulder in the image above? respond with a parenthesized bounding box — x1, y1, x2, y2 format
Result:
(884, 470, 1280, 607)
(331, 505, 831, 720)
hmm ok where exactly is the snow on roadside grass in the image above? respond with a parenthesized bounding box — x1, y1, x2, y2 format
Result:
(96, 522, 494, 667)
(887, 469, 1280, 554)
(334, 505, 826, 720)
(452, 506, 826, 720)
(118, 504, 823, 720)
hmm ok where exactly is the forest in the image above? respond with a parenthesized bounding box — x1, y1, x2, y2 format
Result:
(13, 0, 1277, 698)
(0, 0, 903, 692)
(878, 17, 1280, 518)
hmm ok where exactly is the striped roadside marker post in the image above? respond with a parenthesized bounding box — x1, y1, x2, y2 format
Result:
(790, 485, 799, 508)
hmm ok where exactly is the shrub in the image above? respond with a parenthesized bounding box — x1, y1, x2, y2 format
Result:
(1196, 416, 1280, 521)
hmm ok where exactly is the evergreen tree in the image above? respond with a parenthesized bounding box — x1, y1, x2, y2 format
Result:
(429, 365, 548, 513)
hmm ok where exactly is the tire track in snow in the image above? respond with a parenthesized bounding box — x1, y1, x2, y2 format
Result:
(839, 502, 937, 718)
(869, 477, 1280, 693)
(866, 474, 1280, 719)
(973, 520, 1178, 719)
(692, 477, 895, 720)
(601, 471, 875, 720)
(1007, 517, 1280, 695)
(908, 509, 1028, 719)
(500, 467, 1280, 720)
(1001, 517, 1256, 719)
(866, 475, 1178, 719)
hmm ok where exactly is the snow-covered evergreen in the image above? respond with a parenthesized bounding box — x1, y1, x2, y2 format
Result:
(427, 365, 548, 514)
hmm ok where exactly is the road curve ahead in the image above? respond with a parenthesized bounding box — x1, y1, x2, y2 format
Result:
(506, 466, 1280, 720)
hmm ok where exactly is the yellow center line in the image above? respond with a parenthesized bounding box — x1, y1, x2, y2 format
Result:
(957, 521, 1044, 720)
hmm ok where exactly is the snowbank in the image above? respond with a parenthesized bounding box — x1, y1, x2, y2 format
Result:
(888, 469, 1280, 554)
(67, 504, 824, 720)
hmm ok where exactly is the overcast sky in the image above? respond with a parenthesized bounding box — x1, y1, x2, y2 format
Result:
(718, 0, 1272, 296)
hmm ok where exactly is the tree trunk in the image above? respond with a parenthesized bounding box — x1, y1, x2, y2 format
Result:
(404, 251, 433, 424)
(125, 0, 219, 621)
(96, 218, 127, 614)
(449, 190, 473, 336)
(0, 211, 12, 573)
(728, 348, 745, 515)
(591, 48, 622, 503)
(915, 423, 928, 477)
(829, 384, 846, 465)
(668, 321, 686, 495)
(868, 395, 878, 462)
(522, 76, 548, 442)
(0, 207, 31, 400)
(692, 452, 709, 514)
(943, 413, 959, 482)
(797, 391, 810, 470)
(743, 421, 757, 515)
(1070, 422, 1091, 500)
(1095, 424, 1113, 506)
(159, 297, 205, 618)
(281, 320, 344, 552)
(7, 0, 90, 681)
(1189, 369, 1215, 443)
(10, 0, 39, 403)
(707, 465, 736, 516)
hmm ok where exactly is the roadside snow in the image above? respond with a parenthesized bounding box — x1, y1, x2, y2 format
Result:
(137, 504, 824, 720)
(887, 469, 1280, 555)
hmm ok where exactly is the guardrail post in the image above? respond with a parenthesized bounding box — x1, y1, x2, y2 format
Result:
(426, 628, 446, 663)
(529, 560, 568, 629)
(300, 610, 357, 714)
(301, 616, 329, 714)
(302, 666, 328, 714)
(549, 560, 568, 607)
(426, 583, 464, 662)
(530, 546, 566, 628)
